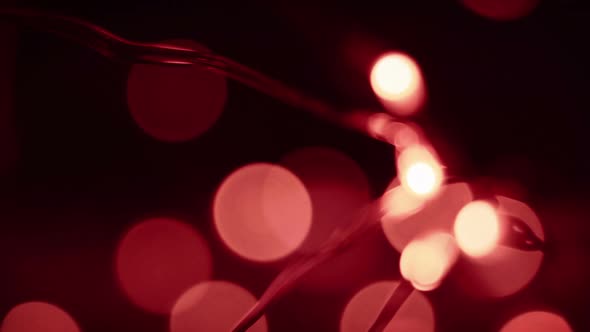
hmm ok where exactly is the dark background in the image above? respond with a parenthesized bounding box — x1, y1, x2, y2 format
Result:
(1, 0, 589, 331)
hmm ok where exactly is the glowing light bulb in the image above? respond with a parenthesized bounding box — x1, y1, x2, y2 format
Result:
(454, 201, 500, 257)
(399, 232, 458, 291)
(371, 53, 419, 98)
(370, 52, 424, 115)
(398, 145, 443, 198)
(406, 162, 436, 195)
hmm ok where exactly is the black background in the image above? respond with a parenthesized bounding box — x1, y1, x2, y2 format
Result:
(1, 0, 589, 331)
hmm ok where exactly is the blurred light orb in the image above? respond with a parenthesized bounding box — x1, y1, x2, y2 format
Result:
(280, 147, 370, 252)
(340, 280, 434, 332)
(400, 232, 459, 291)
(127, 39, 227, 142)
(381, 182, 473, 252)
(280, 147, 371, 292)
(1, 302, 80, 332)
(406, 162, 437, 195)
(398, 145, 443, 198)
(116, 217, 212, 314)
(381, 184, 426, 221)
(462, 0, 539, 21)
(370, 52, 424, 116)
(454, 201, 500, 257)
(456, 195, 544, 298)
(214, 163, 312, 262)
(501, 311, 572, 332)
(171, 281, 267, 332)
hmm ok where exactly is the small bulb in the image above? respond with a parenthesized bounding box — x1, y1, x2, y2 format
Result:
(400, 232, 458, 291)
(370, 52, 425, 116)
(454, 201, 500, 257)
(398, 145, 443, 198)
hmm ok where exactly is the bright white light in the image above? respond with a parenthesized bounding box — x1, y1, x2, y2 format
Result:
(398, 145, 443, 198)
(405, 162, 437, 195)
(454, 201, 501, 257)
(371, 53, 420, 99)
(400, 232, 458, 291)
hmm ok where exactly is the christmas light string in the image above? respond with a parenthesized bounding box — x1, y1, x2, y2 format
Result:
(0, 7, 550, 332)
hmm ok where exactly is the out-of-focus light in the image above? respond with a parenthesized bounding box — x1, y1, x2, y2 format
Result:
(280, 146, 371, 292)
(340, 280, 434, 332)
(280, 146, 370, 252)
(398, 145, 443, 198)
(367, 114, 420, 148)
(127, 39, 227, 142)
(400, 232, 459, 291)
(455, 195, 544, 298)
(116, 217, 212, 314)
(454, 201, 500, 257)
(406, 162, 436, 195)
(381, 182, 473, 252)
(213, 163, 312, 262)
(462, 0, 539, 21)
(381, 184, 426, 221)
(500, 311, 572, 332)
(370, 52, 425, 116)
(1, 302, 80, 332)
(171, 281, 267, 332)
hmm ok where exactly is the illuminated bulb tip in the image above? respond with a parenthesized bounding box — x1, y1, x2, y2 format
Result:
(454, 201, 501, 257)
(400, 233, 458, 291)
(398, 145, 444, 197)
(370, 52, 424, 115)
(406, 162, 436, 195)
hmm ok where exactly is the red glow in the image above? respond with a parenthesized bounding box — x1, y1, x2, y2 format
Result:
(126, 40, 227, 142)
(382, 182, 473, 252)
(115, 217, 212, 314)
(456, 195, 544, 298)
(370, 52, 425, 116)
(381, 183, 426, 221)
(454, 201, 500, 257)
(400, 232, 459, 291)
(501, 311, 572, 332)
(1, 302, 80, 332)
(340, 280, 434, 332)
(213, 163, 312, 262)
(367, 114, 421, 148)
(280, 147, 370, 252)
(397, 145, 443, 198)
(462, 0, 539, 21)
(170, 281, 267, 332)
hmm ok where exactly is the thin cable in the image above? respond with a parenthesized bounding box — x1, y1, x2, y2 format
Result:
(0, 7, 390, 139)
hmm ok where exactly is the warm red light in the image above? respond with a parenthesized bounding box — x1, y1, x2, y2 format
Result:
(370, 52, 424, 116)
(126, 40, 227, 142)
(501, 311, 572, 332)
(280, 146, 370, 252)
(213, 163, 312, 262)
(115, 217, 212, 314)
(462, 0, 539, 21)
(1, 302, 80, 332)
(400, 232, 459, 291)
(454, 201, 500, 257)
(170, 281, 267, 332)
(340, 280, 434, 332)
(456, 195, 544, 298)
(279, 147, 371, 292)
(382, 182, 473, 252)
(381, 184, 426, 221)
(367, 114, 420, 148)
(398, 145, 443, 197)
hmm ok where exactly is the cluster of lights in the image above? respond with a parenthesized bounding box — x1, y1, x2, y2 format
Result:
(0, 1, 572, 331)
